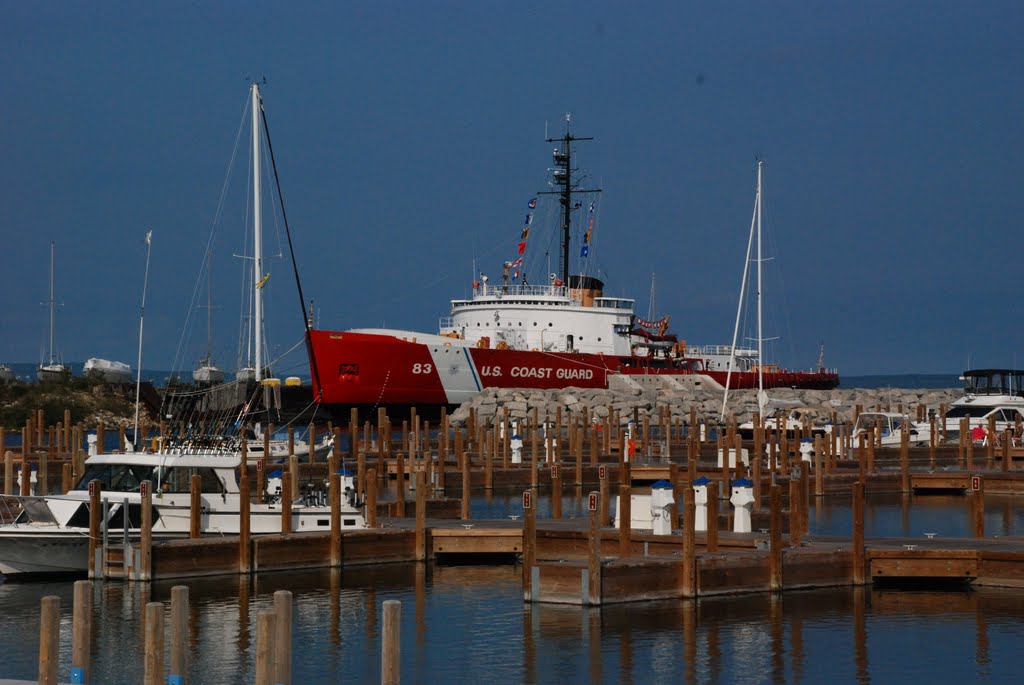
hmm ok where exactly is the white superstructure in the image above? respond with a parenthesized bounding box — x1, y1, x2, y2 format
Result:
(440, 280, 635, 355)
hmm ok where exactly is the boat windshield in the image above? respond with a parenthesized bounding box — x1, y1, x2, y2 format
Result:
(946, 406, 999, 419)
(74, 463, 157, 492)
(854, 414, 891, 432)
(154, 467, 227, 494)
(963, 370, 1024, 397)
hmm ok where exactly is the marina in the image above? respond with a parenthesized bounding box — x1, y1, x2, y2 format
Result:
(3, 5, 1022, 683)
(2, 387, 1024, 679)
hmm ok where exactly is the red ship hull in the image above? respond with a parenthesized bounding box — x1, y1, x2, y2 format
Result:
(307, 329, 839, 408)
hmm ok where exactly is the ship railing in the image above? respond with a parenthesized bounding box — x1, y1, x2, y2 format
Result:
(689, 344, 759, 357)
(471, 284, 574, 300)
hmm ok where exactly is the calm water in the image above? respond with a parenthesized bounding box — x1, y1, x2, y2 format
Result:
(2, 493, 1024, 683)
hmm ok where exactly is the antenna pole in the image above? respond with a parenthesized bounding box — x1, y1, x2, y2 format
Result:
(539, 116, 598, 284)
(134, 230, 153, 450)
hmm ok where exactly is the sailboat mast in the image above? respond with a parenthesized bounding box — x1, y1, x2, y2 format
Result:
(205, 252, 213, 362)
(48, 241, 55, 365)
(756, 161, 764, 415)
(252, 83, 264, 382)
(721, 169, 760, 419)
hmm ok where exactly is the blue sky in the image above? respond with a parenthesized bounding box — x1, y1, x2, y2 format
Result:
(1, 2, 1022, 377)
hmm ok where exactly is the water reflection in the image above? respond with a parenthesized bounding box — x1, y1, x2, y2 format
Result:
(2, 496, 1024, 682)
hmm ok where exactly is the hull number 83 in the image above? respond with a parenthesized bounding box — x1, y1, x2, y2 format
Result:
(412, 363, 433, 374)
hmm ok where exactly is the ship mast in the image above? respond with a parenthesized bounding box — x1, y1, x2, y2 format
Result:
(539, 114, 600, 284)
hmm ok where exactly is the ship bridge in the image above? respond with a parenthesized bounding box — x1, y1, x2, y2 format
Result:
(440, 278, 635, 356)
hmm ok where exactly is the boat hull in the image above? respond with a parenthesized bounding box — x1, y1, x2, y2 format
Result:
(308, 329, 840, 407)
(0, 532, 89, 575)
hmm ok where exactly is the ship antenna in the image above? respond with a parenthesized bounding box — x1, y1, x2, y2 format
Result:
(538, 113, 600, 284)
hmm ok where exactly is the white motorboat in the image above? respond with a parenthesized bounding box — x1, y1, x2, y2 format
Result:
(738, 407, 832, 440)
(849, 412, 926, 448)
(83, 358, 132, 384)
(0, 449, 366, 577)
(938, 369, 1024, 443)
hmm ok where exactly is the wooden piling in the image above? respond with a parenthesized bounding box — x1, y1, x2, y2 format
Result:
(190, 474, 202, 538)
(814, 435, 823, 497)
(144, 602, 164, 685)
(799, 467, 810, 538)
(288, 455, 299, 502)
(415, 471, 427, 561)
(575, 427, 584, 485)
(986, 415, 996, 470)
(867, 429, 876, 473)
(39, 437, 49, 495)
(900, 424, 910, 493)
(367, 468, 378, 528)
(618, 484, 631, 557)
(706, 480, 719, 552)
(551, 465, 562, 520)
(460, 452, 471, 520)
(523, 491, 536, 601)
(61, 462, 71, 494)
(38, 595, 60, 685)
(170, 585, 189, 685)
(357, 434, 367, 499)
(681, 486, 696, 598)
(281, 471, 293, 534)
(255, 610, 276, 685)
(4, 450, 13, 496)
(239, 445, 251, 574)
(484, 428, 493, 491)
(599, 467, 609, 525)
(396, 451, 406, 517)
(72, 580, 91, 684)
(20, 432, 30, 496)
(381, 600, 401, 685)
(769, 484, 782, 591)
(140, 480, 152, 581)
(852, 482, 865, 585)
(788, 477, 800, 547)
(328, 474, 342, 567)
(88, 479, 101, 579)
(972, 476, 985, 538)
(587, 494, 602, 605)
(1002, 429, 1011, 473)
(274, 590, 293, 685)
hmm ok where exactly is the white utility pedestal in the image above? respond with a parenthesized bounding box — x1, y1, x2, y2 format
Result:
(650, 480, 675, 535)
(799, 438, 814, 463)
(510, 434, 523, 464)
(693, 477, 711, 532)
(730, 478, 755, 533)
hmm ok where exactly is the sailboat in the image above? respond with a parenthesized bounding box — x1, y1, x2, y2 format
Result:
(727, 162, 833, 431)
(37, 241, 70, 382)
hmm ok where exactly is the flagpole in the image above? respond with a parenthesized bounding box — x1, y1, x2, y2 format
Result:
(134, 230, 153, 450)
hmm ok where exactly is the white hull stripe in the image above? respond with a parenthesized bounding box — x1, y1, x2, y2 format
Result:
(427, 344, 481, 404)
